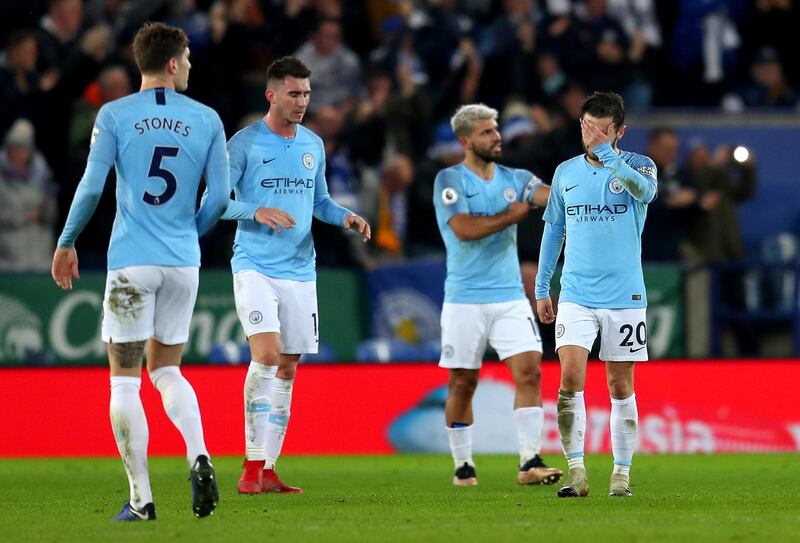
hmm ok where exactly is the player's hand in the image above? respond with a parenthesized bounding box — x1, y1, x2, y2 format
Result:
(581, 117, 612, 150)
(536, 296, 556, 324)
(255, 207, 295, 232)
(506, 201, 531, 224)
(52, 247, 79, 290)
(344, 214, 371, 243)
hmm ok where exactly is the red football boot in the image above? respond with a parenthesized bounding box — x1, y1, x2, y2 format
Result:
(261, 468, 303, 494)
(237, 460, 264, 494)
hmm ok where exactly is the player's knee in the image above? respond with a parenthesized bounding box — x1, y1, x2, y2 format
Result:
(450, 373, 478, 398)
(108, 340, 146, 371)
(514, 363, 541, 388)
(276, 363, 296, 380)
(607, 375, 633, 398)
(560, 370, 583, 392)
(251, 344, 281, 365)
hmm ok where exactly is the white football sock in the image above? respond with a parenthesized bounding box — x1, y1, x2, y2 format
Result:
(446, 424, 475, 468)
(557, 390, 586, 470)
(109, 376, 153, 509)
(264, 377, 293, 469)
(610, 393, 637, 477)
(149, 365, 209, 465)
(243, 361, 277, 461)
(514, 406, 544, 465)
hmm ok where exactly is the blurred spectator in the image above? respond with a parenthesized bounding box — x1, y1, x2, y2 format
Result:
(385, 60, 432, 161)
(721, 47, 799, 112)
(679, 141, 758, 263)
(477, 0, 541, 107)
(0, 30, 48, 139)
(69, 64, 131, 148)
(359, 154, 415, 267)
(0, 119, 56, 272)
(406, 122, 464, 255)
(667, 0, 747, 106)
(568, 0, 631, 99)
(342, 68, 391, 167)
(165, 0, 211, 51)
(738, 0, 800, 89)
(294, 17, 361, 115)
(607, 0, 662, 110)
(641, 127, 698, 262)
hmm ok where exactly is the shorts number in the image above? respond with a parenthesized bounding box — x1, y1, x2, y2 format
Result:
(143, 146, 179, 206)
(619, 321, 646, 347)
(312, 312, 318, 339)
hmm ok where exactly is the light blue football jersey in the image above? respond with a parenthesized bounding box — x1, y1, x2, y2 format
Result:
(434, 163, 543, 304)
(58, 87, 230, 269)
(535, 142, 658, 308)
(221, 120, 352, 281)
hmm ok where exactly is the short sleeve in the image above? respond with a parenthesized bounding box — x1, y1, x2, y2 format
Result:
(542, 165, 566, 226)
(513, 168, 543, 204)
(433, 168, 469, 223)
(87, 105, 116, 166)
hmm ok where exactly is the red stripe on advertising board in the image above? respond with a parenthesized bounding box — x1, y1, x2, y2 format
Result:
(1, 360, 798, 456)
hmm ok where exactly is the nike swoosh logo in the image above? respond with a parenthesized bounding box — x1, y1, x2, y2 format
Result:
(129, 507, 149, 520)
(565, 184, 578, 192)
(262, 158, 276, 164)
(629, 346, 646, 353)
(466, 193, 479, 198)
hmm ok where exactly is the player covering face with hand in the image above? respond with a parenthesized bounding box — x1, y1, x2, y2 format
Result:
(535, 91, 657, 498)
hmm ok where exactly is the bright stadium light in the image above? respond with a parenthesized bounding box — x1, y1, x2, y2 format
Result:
(733, 145, 750, 163)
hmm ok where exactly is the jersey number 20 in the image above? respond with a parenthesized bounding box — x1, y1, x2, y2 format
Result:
(144, 146, 179, 206)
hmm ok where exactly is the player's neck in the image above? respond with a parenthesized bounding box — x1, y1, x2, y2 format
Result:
(463, 155, 494, 180)
(264, 112, 297, 139)
(140, 74, 175, 92)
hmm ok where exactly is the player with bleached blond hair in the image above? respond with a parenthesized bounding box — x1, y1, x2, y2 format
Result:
(433, 103, 562, 487)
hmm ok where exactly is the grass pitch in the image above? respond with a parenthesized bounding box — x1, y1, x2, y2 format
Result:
(1, 454, 798, 542)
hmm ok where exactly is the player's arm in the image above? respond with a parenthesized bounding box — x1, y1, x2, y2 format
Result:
(534, 168, 567, 323)
(519, 171, 550, 208)
(583, 120, 657, 204)
(195, 116, 230, 235)
(448, 204, 529, 241)
(53, 107, 115, 290)
(312, 148, 370, 242)
(434, 169, 523, 241)
(199, 131, 295, 232)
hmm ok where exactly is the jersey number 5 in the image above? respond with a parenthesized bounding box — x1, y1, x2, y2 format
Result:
(144, 146, 179, 206)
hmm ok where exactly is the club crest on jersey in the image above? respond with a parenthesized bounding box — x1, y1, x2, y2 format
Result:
(608, 178, 624, 194)
(442, 187, 458, 205)
(302, 153, 315, 169)
(249, 311, 263, 325)
(504, 187, 517, 203)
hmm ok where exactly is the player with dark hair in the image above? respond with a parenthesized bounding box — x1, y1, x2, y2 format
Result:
(52, 21, 228, 520)
(204, 56, 370, 494)
(535, 91, 657, 498)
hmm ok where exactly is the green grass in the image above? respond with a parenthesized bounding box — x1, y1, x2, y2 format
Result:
(1, 454, 798, 542)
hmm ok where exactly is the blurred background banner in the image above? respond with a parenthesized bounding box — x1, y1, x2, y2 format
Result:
(2, 361, 798, 457)
(364, 259, 445, 344)
(0, 270, 366, 365)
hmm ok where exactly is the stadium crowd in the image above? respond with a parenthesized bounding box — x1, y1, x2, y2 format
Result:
(0, 0, 797, 271)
